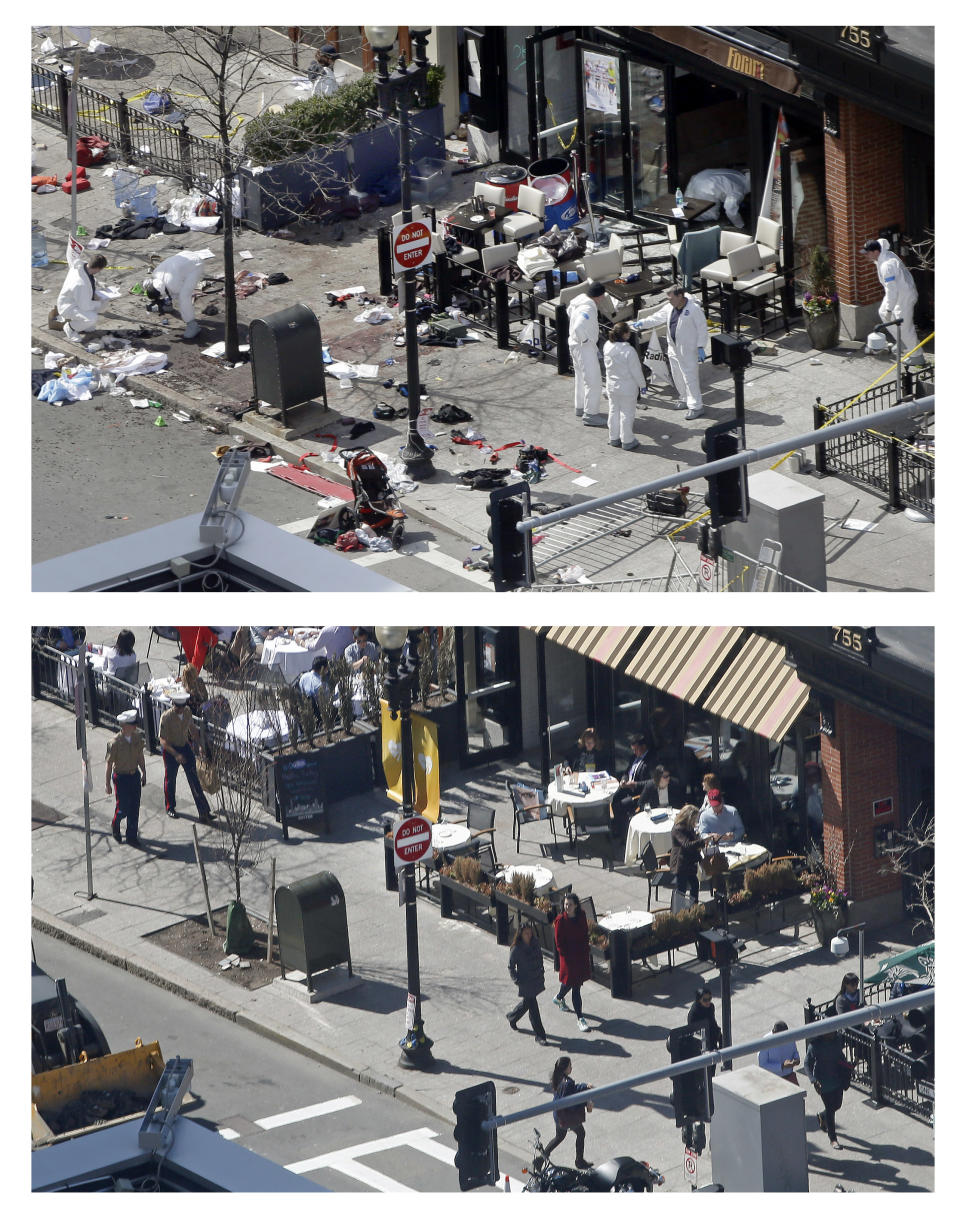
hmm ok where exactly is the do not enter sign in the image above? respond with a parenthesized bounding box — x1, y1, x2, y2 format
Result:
(393, 219, 434, 273)
(394, 815, 433, 865)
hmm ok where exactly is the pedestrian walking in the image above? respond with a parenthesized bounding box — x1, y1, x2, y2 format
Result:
(805, 1027, 851, 1150)
(553, 893, 591, 1033)
(506, 923, 549, 1045)
(104, 709, 147, 846)
(567, 282, 606, 426)
(603, 321, 647, 450)
(687, 985, 723, 1069)
(158, 693, 213, 823)
(861, 238, 919, 357)
(669, 804, 705, 903)
(542, 1056, 594, 1168)
(758, 1020, 801, 1085)
(632, 285, 708, 419)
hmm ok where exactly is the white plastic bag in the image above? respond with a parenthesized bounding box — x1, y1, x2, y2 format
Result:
(642, 330, 670, 385)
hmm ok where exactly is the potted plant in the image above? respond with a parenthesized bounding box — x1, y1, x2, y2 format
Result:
(437, 854, 494, 927)
(802, 246, 840, 350)
(806, 879, 849, 947)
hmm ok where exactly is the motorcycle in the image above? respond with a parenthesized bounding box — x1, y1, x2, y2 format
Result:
(522, 1128, 665, 1192)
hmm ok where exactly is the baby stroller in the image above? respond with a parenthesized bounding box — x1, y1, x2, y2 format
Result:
(339, 447, 406, 548)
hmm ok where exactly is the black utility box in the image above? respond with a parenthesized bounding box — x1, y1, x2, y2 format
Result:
(249, 303, 328, 425)
(275, 871, 352, 992)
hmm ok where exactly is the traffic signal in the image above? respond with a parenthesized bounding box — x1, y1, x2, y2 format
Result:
(900, 1006, 934, 1081)
(453, 1080, 498, 1190)
(701, 419, 749, 526)
(487, 482, 532, 591)
(666, 1026, 713, 1125)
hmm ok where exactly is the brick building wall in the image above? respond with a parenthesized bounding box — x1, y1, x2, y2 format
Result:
(792, 147, 827, 288)
(824, 98, 905, 306)
(820, 699, 901, 903)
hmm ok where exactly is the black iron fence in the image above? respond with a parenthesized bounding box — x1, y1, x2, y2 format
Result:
(805, 979, 933, 1122)
(812, 380, 934, 517)
(31, 644, 149, 736)
(31, 62, 221, 190)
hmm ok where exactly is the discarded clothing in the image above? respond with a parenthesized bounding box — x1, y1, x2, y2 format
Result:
(32, 368, 59, 395)
(37, 366, 99, 402)
(96, 348, 169, 376)
(95, 216, 166, 240)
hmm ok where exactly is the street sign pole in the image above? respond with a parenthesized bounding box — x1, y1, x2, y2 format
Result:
(74, 656, 95, 901)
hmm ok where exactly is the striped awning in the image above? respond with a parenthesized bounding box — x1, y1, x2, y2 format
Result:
(621, 625, 744, 704)
(538, 626, 645, 669)
(702, 635, 810, 743)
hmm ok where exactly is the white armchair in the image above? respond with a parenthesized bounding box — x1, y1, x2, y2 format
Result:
(725, 241, 788, 337)
(498, 184, 546, 243)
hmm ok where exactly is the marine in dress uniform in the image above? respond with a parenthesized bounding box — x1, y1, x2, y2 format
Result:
(104, 709, 147, 845)
(158, 694, 213, 822)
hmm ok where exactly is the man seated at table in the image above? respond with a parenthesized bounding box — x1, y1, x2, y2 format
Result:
(610, 733, 654, 841)
(696, 788, 745, 844)
(298, 655, 331, 708)
(638, 765, 683, 810)
(345, 627, 379, 671)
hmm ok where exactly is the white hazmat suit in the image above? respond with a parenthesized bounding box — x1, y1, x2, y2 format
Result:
(567, 291, 604, 423)
(633, 294, 709, 417)
(603, 337, 647, 448)
(57, 243, 110, 336)
(874, 237, 918, 356)
(144, 252, 206, 338)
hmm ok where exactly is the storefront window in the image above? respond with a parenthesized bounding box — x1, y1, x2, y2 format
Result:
(628, 61, 667, 205)
(543, 640, 588, 767)
(504, 26, 531, 157)
(540, 34, 578, 160)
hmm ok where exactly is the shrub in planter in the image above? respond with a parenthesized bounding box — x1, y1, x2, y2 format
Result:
(742, 859, 804, 903)
(244, 76, 380, 164)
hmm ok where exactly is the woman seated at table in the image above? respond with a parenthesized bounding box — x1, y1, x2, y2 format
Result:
(101, 630, 137, 678)
(638, 765, 683, 809)
(670, 804, 705, 902)
(564, 727, 612, 775)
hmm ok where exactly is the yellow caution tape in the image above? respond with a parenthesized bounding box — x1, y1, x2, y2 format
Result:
(545, 100, 577, 151)
(770, 330, 934, 470)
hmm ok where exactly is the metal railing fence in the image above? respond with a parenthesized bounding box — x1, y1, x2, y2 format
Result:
(813, 381, 934, 518)
(31, 62, 221, 190)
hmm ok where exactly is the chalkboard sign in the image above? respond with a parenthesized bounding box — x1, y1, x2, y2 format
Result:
(271, 752, 329, 840)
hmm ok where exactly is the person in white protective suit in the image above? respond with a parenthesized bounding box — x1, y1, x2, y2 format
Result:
(603, 321, 648, 450)
(631, 285, 708, 420)
(861, 238, 919, 358)
(56, 250, 110, 340)
(567, 281, 607, 426)
(143, 253, 205, 339)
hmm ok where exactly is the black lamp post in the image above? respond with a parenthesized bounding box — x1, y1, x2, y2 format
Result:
(378, 624, 434, 1070)
(365, 26, 434, 477)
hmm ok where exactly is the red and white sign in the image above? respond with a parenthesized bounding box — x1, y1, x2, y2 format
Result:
(393, 220, 433, 273)
(683, 1148, 698, 1184)
(394, 814, 433, 865)
(699, 554, 715, 588)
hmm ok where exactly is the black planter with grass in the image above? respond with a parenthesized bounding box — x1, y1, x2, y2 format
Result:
(437, 874, 494, 929)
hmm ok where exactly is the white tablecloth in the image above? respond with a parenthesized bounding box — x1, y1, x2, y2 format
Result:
(225, 710, 290, 750)
(547, 777, 618, 816)
(262, 634, 325, 679)
(624, 807, 681, 864)
(501, 864, 554, 895)
(707, 841, 771, 875)
(598, 908, 655, 934)
(432, 822, 472, 852)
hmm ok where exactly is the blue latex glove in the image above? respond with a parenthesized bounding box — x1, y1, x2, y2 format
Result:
(697, 347, 706, 363)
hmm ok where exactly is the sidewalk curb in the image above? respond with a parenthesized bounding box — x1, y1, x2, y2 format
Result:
(31, 328, 481, 551)
(30, 905, 486, 1149)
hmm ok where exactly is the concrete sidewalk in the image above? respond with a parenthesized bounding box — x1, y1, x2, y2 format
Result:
(31, 112, 933, 591)
(31, 644, 934, 1191)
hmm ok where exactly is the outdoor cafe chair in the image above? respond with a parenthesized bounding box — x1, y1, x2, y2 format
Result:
(506, 779, 559, 851)
(498, 184, 546, 243)
(569, 799, 614, 870)
(638, 840, 675, 911)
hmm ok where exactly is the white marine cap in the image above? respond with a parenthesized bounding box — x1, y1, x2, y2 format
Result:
(169, 692, 191, 705)
(118, 709, 139, 723)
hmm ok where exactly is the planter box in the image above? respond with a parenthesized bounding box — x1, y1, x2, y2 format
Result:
(261, 720, 377, 826)
(437, 874, 494, 930)
(725, 892, 811, 938)
(240, 105, 445, 232)
(492, 889, 558, 951)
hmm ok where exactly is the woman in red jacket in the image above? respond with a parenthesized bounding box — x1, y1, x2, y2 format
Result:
(553, 893, 591, 1032)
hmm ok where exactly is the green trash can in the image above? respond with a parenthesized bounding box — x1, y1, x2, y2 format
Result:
(275, 872, 352, 992)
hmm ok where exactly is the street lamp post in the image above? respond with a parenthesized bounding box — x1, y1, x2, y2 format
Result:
(832, 921, 866, 990)
(365, 26, 434, 477)
(378, 625, 434, 1070)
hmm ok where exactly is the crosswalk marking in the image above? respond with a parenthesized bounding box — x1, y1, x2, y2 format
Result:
(351, 538, 493, 586)
(285, 1126, 442, 1176)
(278, 516, 318, 535)
(256, 1095, 362, 1130)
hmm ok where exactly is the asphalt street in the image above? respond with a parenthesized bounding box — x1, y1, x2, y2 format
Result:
(31, 394, 489, 590)
(32, 931, 510, 1192)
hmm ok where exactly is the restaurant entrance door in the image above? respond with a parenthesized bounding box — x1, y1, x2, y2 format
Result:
(456, 627, 520, 767)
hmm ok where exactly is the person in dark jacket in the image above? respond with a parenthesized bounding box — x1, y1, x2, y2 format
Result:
(669, 803, 705, 902)
(687, 986, 722, 1074)
(805, 1028, 850, 1149)
(835, 972, 862, 1016)
(610, 733, 654, 840)
(542, 1056, 593, 1168)
(506, 923, 549, 1045)
(639, 764, 684, 810)
(565, 727, 612, 775)
(553, 893, 592, 1032)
